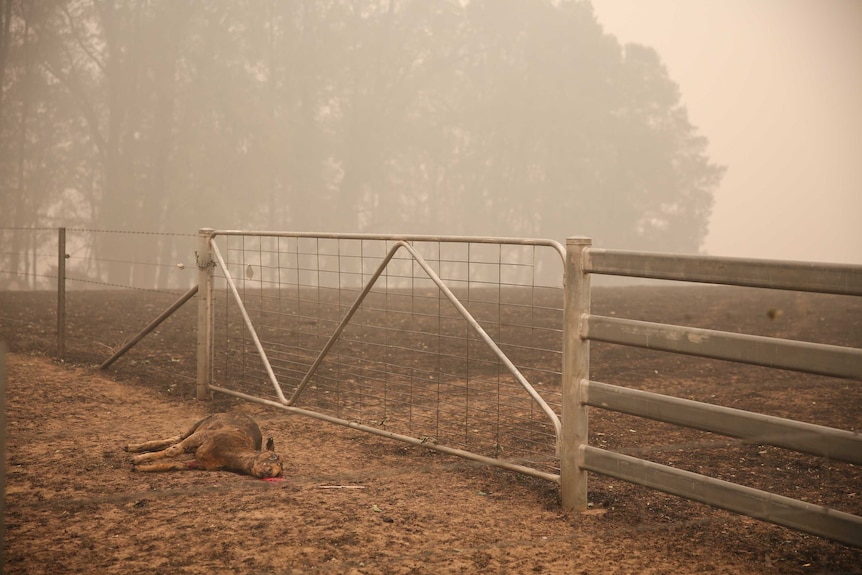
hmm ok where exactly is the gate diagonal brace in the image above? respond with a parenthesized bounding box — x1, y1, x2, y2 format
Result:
(287, 240, 562, 444)
(210, 237, 562, 445)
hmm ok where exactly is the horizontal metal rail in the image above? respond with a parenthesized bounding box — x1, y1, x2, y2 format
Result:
(585, 248, 862, 295)
(210, 384, 561, 484)
(584, 314, 862, 380)
(582, 380, 862, 464)
(580, 445, 862, 548)
(208, 229, 567, 262)
(563, 236, 862, 547)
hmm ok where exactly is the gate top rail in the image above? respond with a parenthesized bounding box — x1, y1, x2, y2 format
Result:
(205, 229, 567, 262)
(584, 247, 862, 295)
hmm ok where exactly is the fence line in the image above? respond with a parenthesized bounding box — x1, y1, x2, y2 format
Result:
(561, 236, 862, 548)
(3, 226, 861, 547)
(0, 227, 199, 395)
(0, 226, 195, 293)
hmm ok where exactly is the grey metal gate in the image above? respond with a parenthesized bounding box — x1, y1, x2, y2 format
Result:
(195, 229, 566, 482)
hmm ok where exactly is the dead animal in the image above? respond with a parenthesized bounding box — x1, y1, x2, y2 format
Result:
(125, 413, 284, 478)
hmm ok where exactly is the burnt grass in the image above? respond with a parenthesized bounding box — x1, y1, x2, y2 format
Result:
(1, 285, 861, 574)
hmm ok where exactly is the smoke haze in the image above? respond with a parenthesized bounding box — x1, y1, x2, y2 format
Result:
(592, 0, 862, 264)
(3, 0, 858, 269)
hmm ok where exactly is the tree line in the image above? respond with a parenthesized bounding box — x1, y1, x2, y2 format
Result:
(0, 0, 724, 287)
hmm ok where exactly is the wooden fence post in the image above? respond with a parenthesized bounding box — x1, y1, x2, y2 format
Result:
(561, 236, 591, 511)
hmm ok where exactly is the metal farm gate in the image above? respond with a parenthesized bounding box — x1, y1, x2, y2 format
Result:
(195, 229, 566, 481)
(192, 229, 862, 547)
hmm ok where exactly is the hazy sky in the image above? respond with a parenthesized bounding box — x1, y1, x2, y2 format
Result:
(591, 0, 862, 264)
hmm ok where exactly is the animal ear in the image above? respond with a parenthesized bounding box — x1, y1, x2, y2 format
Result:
(266, 437, 275, 452)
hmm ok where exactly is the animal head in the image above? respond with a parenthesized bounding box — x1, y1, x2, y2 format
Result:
(251, 438, 284, 478)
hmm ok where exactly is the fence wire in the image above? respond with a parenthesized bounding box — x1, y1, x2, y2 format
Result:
(0, 227, 198, 395)
(210, 234, 565, 475)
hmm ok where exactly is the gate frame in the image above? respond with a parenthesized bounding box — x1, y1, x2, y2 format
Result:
(195, 228, 567, 483)
(561, 236, 862, 548)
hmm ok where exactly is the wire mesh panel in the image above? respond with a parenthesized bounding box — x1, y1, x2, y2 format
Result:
(209, 233, 565, 476)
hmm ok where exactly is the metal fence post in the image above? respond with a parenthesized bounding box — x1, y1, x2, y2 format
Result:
(57, 227, 66, 359)
(561, 236, 591, 511)
(196, 228, 215, 400)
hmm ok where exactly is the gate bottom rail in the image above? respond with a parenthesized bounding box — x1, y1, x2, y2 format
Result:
(208, 384, 561, 484)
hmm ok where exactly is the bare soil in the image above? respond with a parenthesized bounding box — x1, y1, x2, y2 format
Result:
(2, 286, 861, 574)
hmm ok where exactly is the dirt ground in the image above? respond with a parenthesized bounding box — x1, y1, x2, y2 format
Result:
(2, 286, 861, 574)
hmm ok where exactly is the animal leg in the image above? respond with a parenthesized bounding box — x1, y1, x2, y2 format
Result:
(133, 460, 200, 473)
(129, 430, 212, 465)
(125, 433, 185, 454)
(130, 442, 187, 465)
(125, 416, 214, 453)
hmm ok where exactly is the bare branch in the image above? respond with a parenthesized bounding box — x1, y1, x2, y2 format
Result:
(59, 0, 106, 75)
